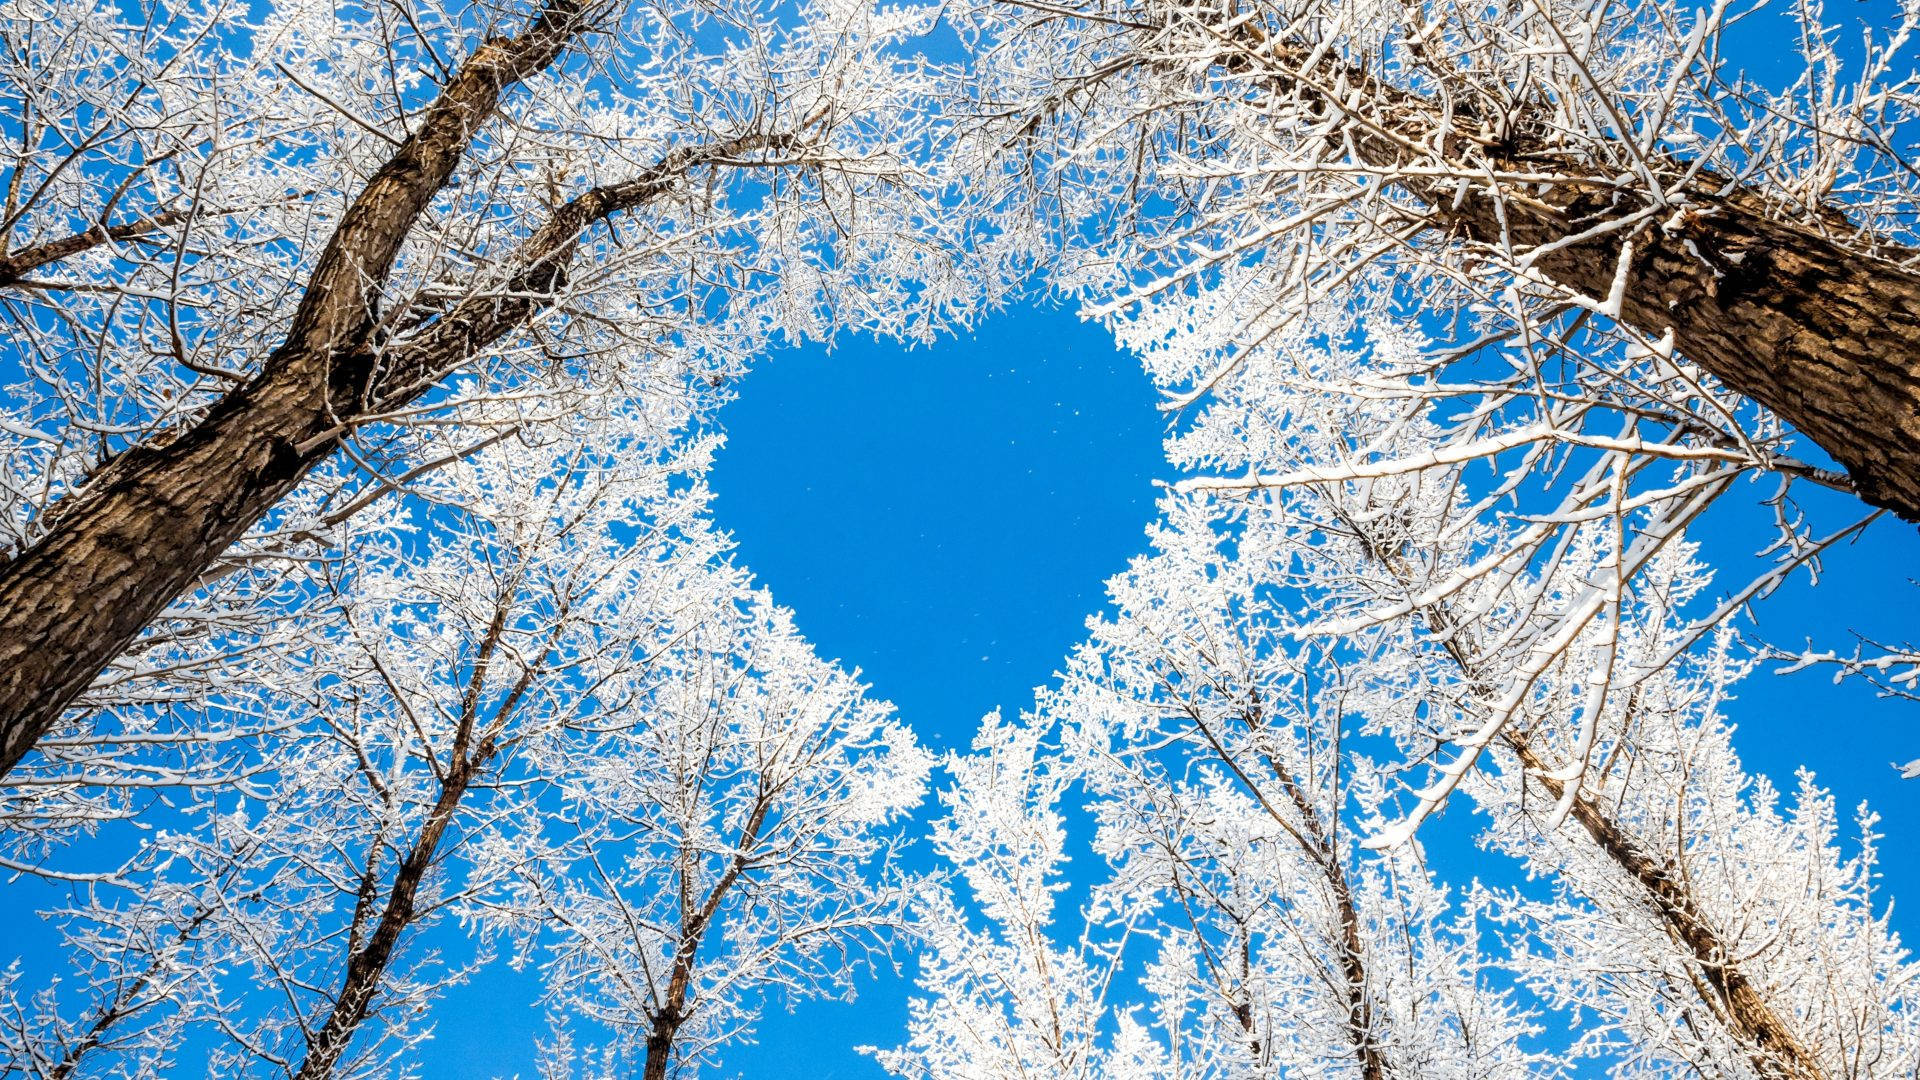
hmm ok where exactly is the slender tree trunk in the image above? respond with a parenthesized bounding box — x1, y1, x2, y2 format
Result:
(42, 906, 220, 1080)
(1397, 567, 1820, 1075)
(1322, 504, 1828, 1079)
(1253, 726, 1386, 1080)
(1202, 702, 1389, 1080)
(289, 567, 546, 1079)
(1504, 737, 1827, 1080)
(1233, 34, 1920, 520)
(1271, 762, 1386, 1080)
(640, 792, 770, 1080)
(294, 766, 475, 1080)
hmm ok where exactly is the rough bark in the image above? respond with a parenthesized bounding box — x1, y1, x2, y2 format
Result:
(0, 0, 588, 775)
(0, 9, 790, 781)
(0, 361, 354, 779)
(641, 1007, 684, 1080)
(1438, 166, 1920, 523)
(0, 211, 195, 288)
(1234, 33, 1920, 520)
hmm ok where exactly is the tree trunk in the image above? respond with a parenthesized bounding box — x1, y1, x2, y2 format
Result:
(1282, 782, 1386, 1080)
(0, 0, 590, 779)
(0, 362, 337, 777)
(1256, 720, 1388, 1080)
(1328, 503, 1828, 1079)
(1240, 35, 1920, 520)
(293, 766, 475, 1080)
(641, 1010, 683, 1080)
(1197, 701, 1389, 1079)
(1440, 169, 1920, 523)
(1505, 737, 1827, 1080)
(639, 793, 770, 1080)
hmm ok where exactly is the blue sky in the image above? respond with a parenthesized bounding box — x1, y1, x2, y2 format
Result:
(421, 302, 1172, 1077)
(705, 307, 1171, 1076)
(680, 11, 1920, 1073)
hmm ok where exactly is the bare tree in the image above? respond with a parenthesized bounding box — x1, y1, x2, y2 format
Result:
(473, 580, 930, 1080)
(1, 410, 863, 1078)
(880, 496, 1546, 1080)
(1170, 311, 1920, 1076)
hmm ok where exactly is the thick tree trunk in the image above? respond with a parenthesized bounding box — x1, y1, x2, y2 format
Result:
(0, 363, 336, 777)
(1243, 35, 1920, 520)
(0, 0, 590, 779)
(1440, 173, 1920, 523)
(0, 125, 775, 781)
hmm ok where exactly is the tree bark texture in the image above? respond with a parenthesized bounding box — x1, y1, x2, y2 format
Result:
(1238, 34, 1920, 521)
(0, 0, 596, 778)
(1442, 169, 1920, 523)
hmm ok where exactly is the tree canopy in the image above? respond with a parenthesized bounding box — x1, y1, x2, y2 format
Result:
(2, 0, 1918, 1074)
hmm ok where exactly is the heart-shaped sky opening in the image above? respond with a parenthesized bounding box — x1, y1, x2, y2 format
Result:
(710, 305, 1169, 754)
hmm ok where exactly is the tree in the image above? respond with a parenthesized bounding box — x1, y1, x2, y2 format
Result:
(2, 413, 753, 1077)
(879, 496, 1546, 1080)
(889, 447, 1919, 1079)
(937, 0, 1920, 791)
(959, 0, 1920, 517)
(471, 576, 930, 1080)
(1304, 431, 1918, 1077)
(1476, 633, 1920, 1078)
(6, 388, 933, 1080)
(0, 0, 962, 778)
(1139, 305, 1920, 1075)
